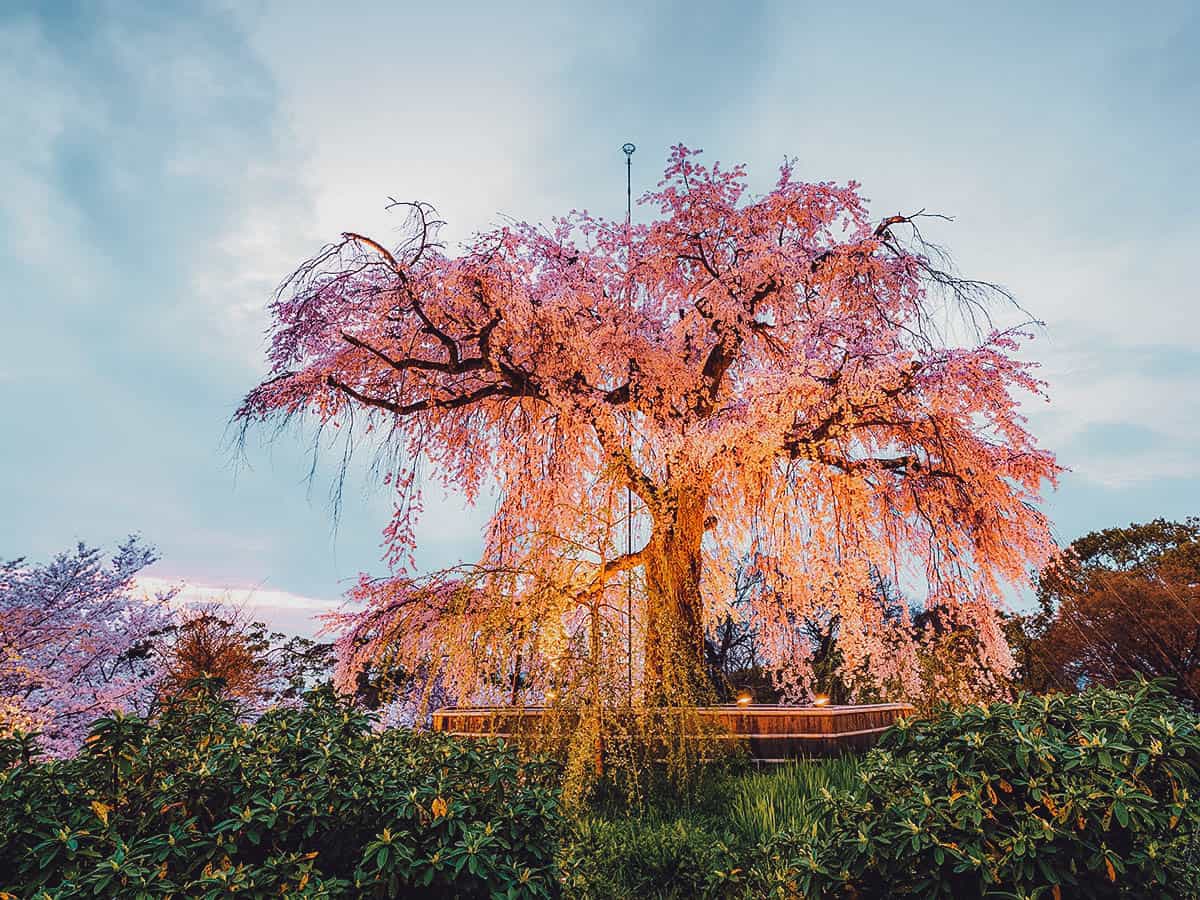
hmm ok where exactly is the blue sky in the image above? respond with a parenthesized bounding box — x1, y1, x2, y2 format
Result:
(2, 0, 1197, 634)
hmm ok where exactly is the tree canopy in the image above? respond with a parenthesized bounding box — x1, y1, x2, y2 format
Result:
(0, 538, 172, 754)
(237, 146, 1060, 707)
(1015, 518, 1200, 700)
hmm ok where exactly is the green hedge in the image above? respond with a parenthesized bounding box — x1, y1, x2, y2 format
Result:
(0, 685, 561, 898)
(4, 680, 1196, 898)
(750, 680, 1200, 898)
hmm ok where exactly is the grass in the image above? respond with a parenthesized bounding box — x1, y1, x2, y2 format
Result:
(560, 756, 864, 898)
(726, 756, 862, 844)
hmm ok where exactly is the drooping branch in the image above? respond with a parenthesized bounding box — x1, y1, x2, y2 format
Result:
(325, 375, 515, 417)
(341, 232, 403, 275)
(239, 144, 1060, 710)
(339, 331, 488, 375)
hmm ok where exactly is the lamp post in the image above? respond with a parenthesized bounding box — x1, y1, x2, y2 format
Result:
(622, 142, 636, 705)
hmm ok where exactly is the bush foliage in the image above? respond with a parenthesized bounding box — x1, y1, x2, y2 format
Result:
(753, 680, 1200, 898)
(559, 682, 1200, 899)
(0, 683, 560, 898)
(560, 816, 741, 899)
(2, 680, 1196, 898)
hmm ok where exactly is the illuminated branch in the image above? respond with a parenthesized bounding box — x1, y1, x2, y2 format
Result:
(325, 375, 513, 416)
(238, 145, 1060, 708)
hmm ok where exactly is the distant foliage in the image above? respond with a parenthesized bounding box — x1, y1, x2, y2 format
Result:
(156, 606, 334, 710)
(753, 681, 1200, 898)
(1014, 518, 1200, 701)
(0, 538, 338, 757)
(706, 562, 1009, 713)
(0, 685, 561, 898)
(0, 538, 173, 755)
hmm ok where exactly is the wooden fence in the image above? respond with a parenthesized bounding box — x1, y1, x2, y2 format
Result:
(432, 702, 915, 761)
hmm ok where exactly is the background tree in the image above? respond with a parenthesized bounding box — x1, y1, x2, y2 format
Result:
(1013, 518, 1200, 701)
(0, 538, 174, 754)
(704, 560, 770, 701)
(704, 562, 899, 705)
(237, 146, 1059, 707)
(708, 563, 1001, 710)
(157, 605, 334, 708)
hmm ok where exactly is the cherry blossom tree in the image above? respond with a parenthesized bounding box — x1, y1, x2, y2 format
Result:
(0, 538, 174, 754)
(237, 147, 1060, 707)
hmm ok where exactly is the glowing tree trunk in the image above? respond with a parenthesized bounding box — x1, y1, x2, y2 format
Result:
(643, 485, 709, 701)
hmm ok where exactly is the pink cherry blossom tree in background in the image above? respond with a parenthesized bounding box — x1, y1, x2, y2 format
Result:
(236, 146, 1061, 709)
(0, 538, 175, 754)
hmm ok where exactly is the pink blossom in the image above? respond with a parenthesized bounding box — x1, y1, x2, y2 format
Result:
(240, 149, 1060, 706)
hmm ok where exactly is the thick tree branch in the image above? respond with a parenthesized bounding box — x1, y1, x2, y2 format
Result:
(588, 413, 658, 507)
(810, 449, 962, 481)
(325, 376, 513, 416)
(339, 331, 488, 374)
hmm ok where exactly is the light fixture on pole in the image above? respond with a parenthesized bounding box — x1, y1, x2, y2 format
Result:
(622, 141, 635, 705)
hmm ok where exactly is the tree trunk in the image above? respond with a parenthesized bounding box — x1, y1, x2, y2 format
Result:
(642, 486, 709, 704)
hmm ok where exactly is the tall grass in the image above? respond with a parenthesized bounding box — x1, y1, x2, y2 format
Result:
(561, 757, 866, 897)
(726, 756, 862, 844)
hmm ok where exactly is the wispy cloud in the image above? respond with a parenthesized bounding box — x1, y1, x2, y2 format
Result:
(1, 0, 1196, 617)
(136, 577, 338, 638)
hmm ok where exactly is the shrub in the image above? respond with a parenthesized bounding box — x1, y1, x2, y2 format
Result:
(0, 683, 561, 898)
(750, 680, 1200, 898)
(559, 815, 743, 899)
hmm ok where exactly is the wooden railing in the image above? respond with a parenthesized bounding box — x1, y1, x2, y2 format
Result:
(432, 702, 915, 761)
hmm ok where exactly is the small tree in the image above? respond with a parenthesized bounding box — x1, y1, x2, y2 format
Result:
(157, 606, 334, 708)
(704, 561, 769, 700)
(0, 538, 174, 754)
(238, 147, 1059, 707)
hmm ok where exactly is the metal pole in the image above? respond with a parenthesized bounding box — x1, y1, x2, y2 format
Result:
(621, 142, 635, 704)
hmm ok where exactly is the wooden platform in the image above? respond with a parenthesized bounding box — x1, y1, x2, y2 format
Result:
(432, 703, 915, 761)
